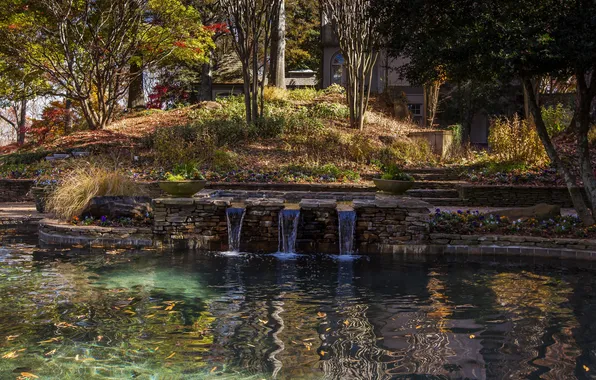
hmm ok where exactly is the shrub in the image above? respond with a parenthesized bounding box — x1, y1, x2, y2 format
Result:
(324, 83, 346, 95)
(152, 124, 215, 164)
(347, 133, 376, 163)
(263, 86, 289, 103)
(379, 137, 436, 167)
(47, 166, 145, 220)
(488, 115, 548, 166)
(286, 88, 320, 102)
(542, 104, 573, 136)
(211, 149, 238, 172)
(309, 102, 350, 120)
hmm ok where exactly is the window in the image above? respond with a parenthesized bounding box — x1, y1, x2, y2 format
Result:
(331, 52, 345, 85)
(408, 103, 422, 116)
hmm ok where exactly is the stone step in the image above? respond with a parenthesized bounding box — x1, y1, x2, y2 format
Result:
(419, 198, 467, 207)
(410, 181, 466, 190)
(406, 189, 459, 199)
(410, 173, 460, 181)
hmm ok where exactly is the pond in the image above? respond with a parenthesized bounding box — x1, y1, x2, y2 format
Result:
(0, 245, 595, 379)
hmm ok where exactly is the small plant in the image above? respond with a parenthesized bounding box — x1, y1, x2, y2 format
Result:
(542, 104, 573, 136)
(165, 162, 205, 181)
(380, 164, 414, 181)
(488, 115, 548, 166)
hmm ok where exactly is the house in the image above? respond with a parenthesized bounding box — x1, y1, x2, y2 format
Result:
(320, 16, 491, 145)
(320, 16, 426, 125)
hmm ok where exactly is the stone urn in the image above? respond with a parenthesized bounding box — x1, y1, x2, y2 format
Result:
(373, 179, 414, 195)
(158, 180, 207, 198)
(31, 185, 56, 213)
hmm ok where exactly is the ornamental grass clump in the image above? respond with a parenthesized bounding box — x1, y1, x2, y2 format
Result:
(488, 115, 548, 166)
(47, 166, 145, 221)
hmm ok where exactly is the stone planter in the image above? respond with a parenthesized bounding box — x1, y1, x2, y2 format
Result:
(31, 186, 55, 213)
(158, 180, 207, 198)
(373, 179, 415, 195)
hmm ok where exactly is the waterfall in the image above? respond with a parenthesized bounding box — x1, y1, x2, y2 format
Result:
(279, 209, 300, 253)
(338, 210, 357, 255)
(226, 208, 246, 252)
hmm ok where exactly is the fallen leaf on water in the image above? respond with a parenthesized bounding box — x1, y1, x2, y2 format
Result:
(6, 335, 20, 341)
(39, 337, 61, 344)
(75, 354, 80, 361)
(124, 310, 136, 315)
(469, 334, 476, 339)
(44, 349, 57, 356)
(415, 325, 422, 329)
(303, 338, 315, 342)
(210, 366, 217, 373)
(146, 314, 155, 319)
(343, 320, 349, 327)
(584, 365, 590, 372)
(166, 352, 176, 359)
(317, 312, 327, 318)
(165, 304, 175, 311)
(325, 328, 331, 332)
(2, 351, 18, 359)
(320, 350, 327, 356)
(258, 319, 268, 324)
(247, 344, 255, 348)
(97, 336, 103, 342)
(149, 306, 162, 309)
(20, 373, 38, 379)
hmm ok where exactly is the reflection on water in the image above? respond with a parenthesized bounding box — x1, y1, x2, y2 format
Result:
(0, 246, 595, 379)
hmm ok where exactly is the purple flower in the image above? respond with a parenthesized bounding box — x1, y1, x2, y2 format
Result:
(100, 216, 108, 223)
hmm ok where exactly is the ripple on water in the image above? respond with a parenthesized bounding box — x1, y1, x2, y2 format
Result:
(0, 248, 591, 379)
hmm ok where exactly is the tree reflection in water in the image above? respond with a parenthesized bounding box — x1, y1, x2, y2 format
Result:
(0, 248, 593, 379)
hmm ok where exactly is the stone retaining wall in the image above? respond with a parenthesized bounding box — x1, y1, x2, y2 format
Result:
(152, 198, 230, 250)
(0, 179, 34, 202)
(39, 219, 153, 248)
(429, 233, 596, 260)
(354, 197, 431, 254)
(241, 198, 284, 252)
(460, 185, 577, 207)
(297, 199, 338, 253)
(209, 189, 375, 203)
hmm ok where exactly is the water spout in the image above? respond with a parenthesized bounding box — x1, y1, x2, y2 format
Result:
(279, 209, 300, 253)
(338, 210, 357, 255)
(226, 208, 246, 252)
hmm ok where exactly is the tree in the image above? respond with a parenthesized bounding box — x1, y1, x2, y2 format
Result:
(379, 0, 596, 225)
(0, 0, 212, 130)
(0, 58, 49, 145)
(285, 0, 320, 72)
(321, 0, 381, 130)
(270, 0, 286, 88)
(217, 0, 279, 124)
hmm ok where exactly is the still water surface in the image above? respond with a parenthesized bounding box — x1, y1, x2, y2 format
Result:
(0, 245, 595, 379)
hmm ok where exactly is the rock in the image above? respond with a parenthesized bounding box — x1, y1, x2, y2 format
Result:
(83, 196, 153, 220)
(488, 203, 561, 221)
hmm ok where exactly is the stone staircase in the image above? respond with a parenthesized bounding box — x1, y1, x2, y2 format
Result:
(404, 169, 465, 206)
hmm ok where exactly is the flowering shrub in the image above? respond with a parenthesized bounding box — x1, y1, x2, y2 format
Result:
(430, 210, 596, 238)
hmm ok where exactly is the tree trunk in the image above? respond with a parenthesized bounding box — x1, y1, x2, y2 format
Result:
(251, 44, 259, 122)
(199, 51, 214, 101)
(242, 65, 252, 124)
(523, 77, 595, 225)
(65, 98, 73, 130)
(17, 98, 27, 146)
(270, 0, 286, 89)
(575, 68, 596, 212)
(128, 62, 145, 110)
